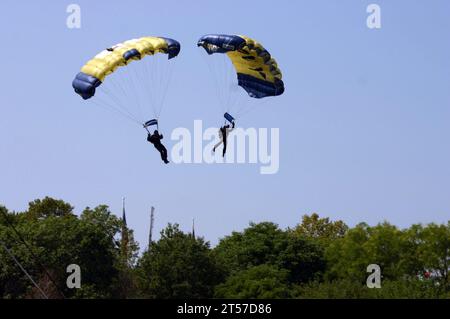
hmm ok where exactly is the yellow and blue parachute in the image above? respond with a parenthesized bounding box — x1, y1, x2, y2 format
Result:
(197, 34, 284, 99)
(73, 37, 180, 100)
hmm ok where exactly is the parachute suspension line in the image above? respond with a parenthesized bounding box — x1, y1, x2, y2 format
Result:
(200, 51, 226, 114)
(216, 55, 227, 112)
(73, 37, 181, 129)
(0, 239, 49, 299)
(157, 60, 174, 120)
(218, 53, 239, 115)
(153, 55, 163, 118)
(146, 54, 160, 119)
(152, 55, 162, 118)
(141, 56, 155, 117)
(94, 90, 121, 118)
(137, 56, 155, 120)
(146, 55, 160, 118)
(129, 62, 147, 121)
(100, 86, 143, 124)
(157, 56, 173, 119)
(228, 91, 243, 117)
(100, 81, 133, 117)
(200, 51, 271, 121)
(108, 76, 132, 111)
(146, 55, 158, 119)
(235, 97, 271, 119)
(126, 62, 146, 122)
(223, 54, 233, 113)
(107, 75, 146, 123)
(227, 70, 243, 115)
(109, 62, 142, 123)
(218, 54, 226, 110)
(92, 96, 142, 126)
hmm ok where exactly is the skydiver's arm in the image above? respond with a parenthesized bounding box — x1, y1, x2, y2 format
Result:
(225, 128, 234, 138)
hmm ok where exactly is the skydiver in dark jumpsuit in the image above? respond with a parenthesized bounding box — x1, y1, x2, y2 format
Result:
(147, 130, 169, 164)
(213, 121, 235, 157)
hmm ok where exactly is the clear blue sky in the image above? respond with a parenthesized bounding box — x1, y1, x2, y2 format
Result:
(1, 1, 449, 247)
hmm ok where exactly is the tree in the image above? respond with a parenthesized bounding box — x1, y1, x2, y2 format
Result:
(325, 223, 371, 282)
(293, 278, 444, 299)
(213, 222, 287, 274)
(363, 222, 405, 280)
(418, 223, 450, 289)
(0, 202, 125, 298)
(325, 222, 416, 282)
(278, 233, 326, 283)
(215, 265, 290, 299)
(292, 213, 348, 246)
(26, 197, 74, 219)
(214, 222, 325, 284)
(136, 224, 223, 299)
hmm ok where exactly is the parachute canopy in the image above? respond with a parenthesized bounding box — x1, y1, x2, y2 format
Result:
(73, 37, 180, 100)
(197, 34, 284, 99)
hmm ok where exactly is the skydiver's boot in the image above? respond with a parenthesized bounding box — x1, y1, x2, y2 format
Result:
(160, 146, 169, 164)
(160, 153, 169, 164)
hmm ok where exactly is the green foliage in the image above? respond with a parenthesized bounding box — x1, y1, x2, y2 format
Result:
(1, 200, 449, 299)
(213, 222, 326, 284)
(215, 264, 290, 299)
(0, 199, 126, 298)
(324, 220, 450, 289)
(213, 222, 287, 273)
(136, 224, 223, 299)
(418, 223, 450, 289)
(26, 197, 74, 219)
(292, 213, 348, 246)
(294, 278, 446, 299)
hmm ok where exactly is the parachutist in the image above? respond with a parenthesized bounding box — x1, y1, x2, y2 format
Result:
(147, 130, 169, 164)
(213, 122, 235, 157)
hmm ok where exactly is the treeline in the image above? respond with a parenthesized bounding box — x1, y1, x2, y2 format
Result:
(0, 197, 449, 299)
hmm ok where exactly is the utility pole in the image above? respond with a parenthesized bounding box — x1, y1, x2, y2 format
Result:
(149, 206, 155, 249)
(192, 218, 196, 239)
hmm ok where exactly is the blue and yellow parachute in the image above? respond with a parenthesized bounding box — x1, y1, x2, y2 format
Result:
(73, 37, 180, 100)
(197, 34, 284, 99)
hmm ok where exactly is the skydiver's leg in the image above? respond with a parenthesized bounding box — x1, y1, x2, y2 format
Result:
(222, 141, 227, 157)
(154, 145, 166, 163)
(160, 145, 169, 163)
(213, 140, 223, 153)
